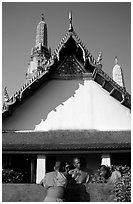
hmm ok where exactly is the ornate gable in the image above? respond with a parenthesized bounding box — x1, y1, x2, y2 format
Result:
(55, 55, 86, 76)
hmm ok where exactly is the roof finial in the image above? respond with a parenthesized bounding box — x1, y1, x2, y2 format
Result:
(4, 86, 10, 102)
(97, 51, 102, 64)
(113, 57, 125, 88)
(68, 11, 73, 32)
(115, 56, 118, 65)
(41, 13, 44, 21)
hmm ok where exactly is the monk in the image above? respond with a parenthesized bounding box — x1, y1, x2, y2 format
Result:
(69, 157, 89, 184)
(40, 161, 68, 202)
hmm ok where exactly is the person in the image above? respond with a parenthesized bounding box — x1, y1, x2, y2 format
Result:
(65, 157, 90, 202)
(100, 165, 111, 183)
(108, 165, 121, 184)
(100, 165, 122, 184)
(40, 161, 68, 202)
(69, 157, 89, 184)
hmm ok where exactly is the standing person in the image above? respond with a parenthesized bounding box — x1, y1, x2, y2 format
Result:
(40, 161, 68, 202)
(69, 157, 89, 184)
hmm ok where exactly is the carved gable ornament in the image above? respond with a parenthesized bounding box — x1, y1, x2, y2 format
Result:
(55, 55, 86, 77)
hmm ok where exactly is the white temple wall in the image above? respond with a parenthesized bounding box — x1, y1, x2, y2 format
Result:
(3, 79, 131, 131)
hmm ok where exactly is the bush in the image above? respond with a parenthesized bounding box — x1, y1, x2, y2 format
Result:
(90, 170, 104, 183)
(2, 168, 26, 183)
(89, 165, 131, 202)
(114, 166, 131, 202)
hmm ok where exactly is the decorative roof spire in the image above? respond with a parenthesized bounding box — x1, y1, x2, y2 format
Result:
(97, 51, 102, 64)
(4, 86, 10, 102)
(41, 13, 44, 21)
(35, 13, 47, 47)
(112, 57, 125, 88)
(68, 11, 73, 32)
(115, 56, 118, 65)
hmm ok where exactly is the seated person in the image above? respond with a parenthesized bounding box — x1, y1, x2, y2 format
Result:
(100, 165, 121, 184)
(108, 165, 121, 183)
(100, 165, 111, 182)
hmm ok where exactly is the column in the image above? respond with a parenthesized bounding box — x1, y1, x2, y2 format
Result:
(36, 155, 46, 184)
(101, 154, 111, 167)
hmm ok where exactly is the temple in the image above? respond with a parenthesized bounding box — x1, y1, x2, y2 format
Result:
(2, 13, 131, 184)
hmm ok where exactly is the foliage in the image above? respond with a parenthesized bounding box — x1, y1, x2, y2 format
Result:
(2, 168, 27, 183)
(114, 166, 131, 202)
(90, 169, 108, 183)
(89, 165, 131, 202)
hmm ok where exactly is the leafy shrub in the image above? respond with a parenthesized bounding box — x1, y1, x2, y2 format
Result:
(89, 165, 131, 202)
(2, 168, 26, 183)
(90, 168, 108, 183)
(114, 166, 131, 202)
(90, 170, 104, 183)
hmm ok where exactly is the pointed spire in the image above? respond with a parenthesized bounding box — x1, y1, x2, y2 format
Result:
(35, 13, 48, 47)
(4, 86, 10, 102)
(68, 11, 73, 32)
(41, 13, 44, 21)
(115, 56, 118, 65)
(112, 57, 125, 88)
(97, 51, 102, 64)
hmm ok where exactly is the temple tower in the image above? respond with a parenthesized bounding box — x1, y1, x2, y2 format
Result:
(26, 14, 51, 79)
(112, 57, 125, 88)
(35, 13, 47, 48)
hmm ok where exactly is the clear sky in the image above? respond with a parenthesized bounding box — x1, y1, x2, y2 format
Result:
(2, 2, 131, 102)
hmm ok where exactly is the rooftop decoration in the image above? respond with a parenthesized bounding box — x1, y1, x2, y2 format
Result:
(112, 57, 125, 88)
(4, 87, 10, 102)
(68, 11, 73, 32)
(97, 51, 102, 68)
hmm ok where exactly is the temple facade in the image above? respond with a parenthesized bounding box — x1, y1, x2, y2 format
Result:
(2, 13, 131, 184)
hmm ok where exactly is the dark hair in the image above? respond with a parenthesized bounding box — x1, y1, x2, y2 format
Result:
(59, 161, 69, 172)
(100, 165, 111, 179)
(54, 161, 61, 171)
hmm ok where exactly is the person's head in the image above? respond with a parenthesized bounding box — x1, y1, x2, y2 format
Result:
(100, 165, 111, 179)
(54, 161, 61, 171)
(65, 161, 71, 172)
(73, 157, 81, 169)
(58, 161, 70, 173)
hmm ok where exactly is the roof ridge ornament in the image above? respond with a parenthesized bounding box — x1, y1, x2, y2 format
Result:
(41, 13, 44, 21)
(68, 11, 73, 32)
(96, 51, 102, 68)
(97, 51, 102, 64)
(115, 56, 118, 65)
(4, 86, 10, 102)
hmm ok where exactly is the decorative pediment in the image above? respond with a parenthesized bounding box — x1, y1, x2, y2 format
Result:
(55, 55, 86, 76)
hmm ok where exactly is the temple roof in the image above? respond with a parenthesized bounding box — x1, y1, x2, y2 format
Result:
(2, 14, 131, 119)
(2, 130, 131, 152)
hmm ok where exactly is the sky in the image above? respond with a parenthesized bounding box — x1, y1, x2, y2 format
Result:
(2, 2, 131, 102)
